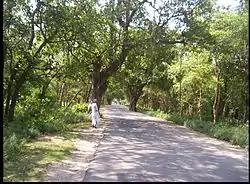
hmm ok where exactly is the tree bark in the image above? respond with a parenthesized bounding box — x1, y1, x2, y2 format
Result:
(222, 99, 229, 121)
(128, 84, 146, 112)
(4, 50, 21, 120)
(129, 94, 140, 111)
(107, 97, 112, 105)
(179, 54, 183, 116)
(4, 80, 13, 119)
(7, 65, 31, 122)
(59, 83, 65, 106)
(213, 63, 221, 123)
(91, 42, 130, 110)
(85, 84, 92, 103)
(91, 75, 108, 117)
(91, 58, 102, 108)
(189, 104, 193, 116)
(90, 1, 145, 109)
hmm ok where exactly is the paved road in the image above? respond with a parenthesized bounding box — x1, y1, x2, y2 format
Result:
(83, 105, 249, 182)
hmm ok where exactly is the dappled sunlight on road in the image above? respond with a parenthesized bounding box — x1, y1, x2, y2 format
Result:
(83, 105, 249, 182)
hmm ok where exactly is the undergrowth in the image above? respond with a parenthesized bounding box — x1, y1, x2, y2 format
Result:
(139, 107, 249, 149)
(4, 103, 91, 181)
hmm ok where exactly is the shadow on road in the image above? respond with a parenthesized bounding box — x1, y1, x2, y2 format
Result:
(83, 105, 249, 182)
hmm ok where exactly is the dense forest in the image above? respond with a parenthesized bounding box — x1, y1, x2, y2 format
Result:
(3, 0, 249, 180)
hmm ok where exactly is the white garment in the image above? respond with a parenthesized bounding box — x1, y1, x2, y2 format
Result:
(88, 102, 100, 126)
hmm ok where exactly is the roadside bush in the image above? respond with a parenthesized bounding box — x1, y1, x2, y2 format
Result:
(72, 103, 89, 113)
(4, 120, 32, 139)
(27, 127, 41, 139)
(231, 125, 249, 148)
(5, 104, 90, 142)
(4, 101, 92, 180)
(213, 127, 232, 141)
(4, 133, 26, 161)
(140, 107, 249, 149)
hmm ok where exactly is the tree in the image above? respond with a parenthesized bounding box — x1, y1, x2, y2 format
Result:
(208, 10, 248, 123)
(4, 0, 63, 122)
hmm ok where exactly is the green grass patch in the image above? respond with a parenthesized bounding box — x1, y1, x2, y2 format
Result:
(139, 108, 249, 149)
(4, 137, 75, 182)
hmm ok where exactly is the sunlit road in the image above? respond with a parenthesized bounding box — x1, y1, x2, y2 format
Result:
(83, 105, 249, 182)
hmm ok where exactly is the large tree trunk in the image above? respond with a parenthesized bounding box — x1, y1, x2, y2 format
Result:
(90, 1, 144, 109)
(92, 81, 108, 110)
(4, 82, 13, 119)
(128, 84, 145, 112)
(188, 104, 193, 116)
(7, 67, 29, 122)
(91, 43, 130, 109)
(84, 84, 92, 103)
(91, 70, 110, 110)
(166, 88, 176, 113)
(8, 88, 19, 122)
(222, 99, 229, 121)
(4, 53, 22, 120)
(129, 95, 140, 111)
(40, 81, 51, 99)
(91, 59, 102, 109)
(6, 25, 50, 122)
(213, 63, 221, 123)
(107, 97, 112, 105)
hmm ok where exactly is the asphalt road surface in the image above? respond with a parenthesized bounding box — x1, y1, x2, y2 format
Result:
(83, 105, 249, 182)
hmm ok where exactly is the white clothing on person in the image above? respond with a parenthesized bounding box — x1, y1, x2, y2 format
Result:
(88, 102, 100, 127)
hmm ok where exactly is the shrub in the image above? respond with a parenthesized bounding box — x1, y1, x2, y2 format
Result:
(8, 103, 90, 136)
(140, 107, 249, 149)
(4, 120, 32, 139)
(213, 128, 231, 141)
(231, 125, 249, 148)
(72, 103, 89, 113)
(27, 127, 41, 139)
(34, 116, 67, 134)
(4, 133, 26, 161)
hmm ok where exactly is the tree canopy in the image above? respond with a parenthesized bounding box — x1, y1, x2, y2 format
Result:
(3, 0, 248, 124)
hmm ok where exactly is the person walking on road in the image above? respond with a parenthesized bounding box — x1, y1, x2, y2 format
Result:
(88, 99, 101, 128)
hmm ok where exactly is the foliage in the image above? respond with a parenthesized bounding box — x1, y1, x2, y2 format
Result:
(72, 103, 89, 113)
(4, 133, 27, 162)
(141, 107, 249, 149)
(3, 106, 90, 162)
(3, 104, 90, 181)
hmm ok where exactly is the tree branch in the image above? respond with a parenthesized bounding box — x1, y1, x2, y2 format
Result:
(126, 0, 148, 27)
(33, 37, 50, 58)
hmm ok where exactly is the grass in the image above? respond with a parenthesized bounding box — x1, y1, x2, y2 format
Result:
(59, 122, 91, 140)
(4, 137, 75, 182)
(4, 108, 92, 182)
(139, 107, 249, 149)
